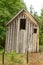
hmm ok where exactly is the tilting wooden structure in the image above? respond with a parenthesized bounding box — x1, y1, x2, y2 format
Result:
(5, 9, 39, 53)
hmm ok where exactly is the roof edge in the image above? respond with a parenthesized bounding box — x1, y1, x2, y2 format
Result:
(6, 8, 38, 26)
(6, 9, 25, 26)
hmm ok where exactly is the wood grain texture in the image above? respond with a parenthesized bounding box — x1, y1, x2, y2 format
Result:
(5, 10, 39, 53)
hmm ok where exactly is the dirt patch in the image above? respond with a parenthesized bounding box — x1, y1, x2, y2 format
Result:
(27, 53, 43, 65)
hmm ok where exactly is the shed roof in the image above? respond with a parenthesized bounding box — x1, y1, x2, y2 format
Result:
(6, 9, 38, 26)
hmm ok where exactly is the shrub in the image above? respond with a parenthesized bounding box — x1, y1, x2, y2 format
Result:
(39, 45, 43, 52)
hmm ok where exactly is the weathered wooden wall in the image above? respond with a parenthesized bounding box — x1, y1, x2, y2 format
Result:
(5, 11, 39, 53)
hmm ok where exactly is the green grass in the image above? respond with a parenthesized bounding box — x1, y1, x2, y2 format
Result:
(0, 51, 25, 65)
(39, 45, 43, 52)
(0, 49, 4, 53)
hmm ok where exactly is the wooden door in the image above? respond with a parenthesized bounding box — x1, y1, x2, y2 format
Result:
(19, 30, 26, 53)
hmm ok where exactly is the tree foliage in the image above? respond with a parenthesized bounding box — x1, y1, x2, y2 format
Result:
(39, 8, 43, 45)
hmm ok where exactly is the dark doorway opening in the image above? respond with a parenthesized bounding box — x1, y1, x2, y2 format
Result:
(20, 19, 26, 30)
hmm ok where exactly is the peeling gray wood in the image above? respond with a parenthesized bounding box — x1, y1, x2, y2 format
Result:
(5, 10, 39, 53)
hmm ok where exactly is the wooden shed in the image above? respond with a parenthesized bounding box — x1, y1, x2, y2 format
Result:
(5, 9, 39, 53)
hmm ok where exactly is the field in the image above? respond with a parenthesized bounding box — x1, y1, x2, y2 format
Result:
(0, 51, 43, 65)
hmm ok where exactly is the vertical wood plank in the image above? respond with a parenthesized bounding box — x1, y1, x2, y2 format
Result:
(5, 27, 8, 52)
(11, 23, 12, 51)
(37, 26, 39, 52)
(11, 22, 15, 52)
(28, 21, 31, 52)
(11, 22, 14, 52)
(8, 25, 10, 52)
(8, 24, 12, 52)
(16, 17, 20, 53)
(7, 26, 9, 52)
(13, 20, 16, 52)
(26, 19, 28, 52)
(30, 23, 33, 52)
(9, 23, 12, 52)
(14, 19, 18, 52)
